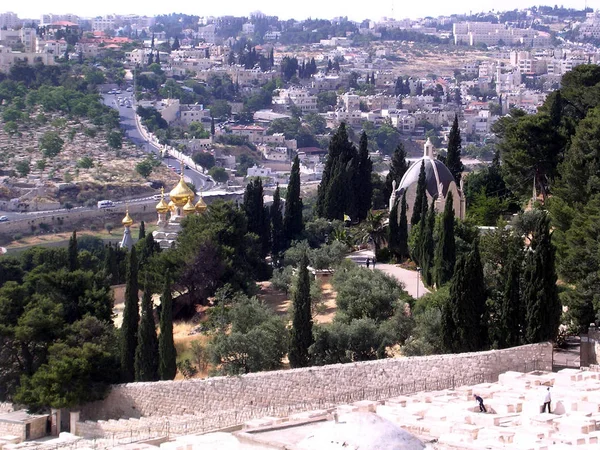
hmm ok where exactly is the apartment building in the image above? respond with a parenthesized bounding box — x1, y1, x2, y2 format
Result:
(274, 87, 318, 113)
(0, 28, 37, 53)
(0, 12, 20, 29)
(92, 16, 116, 32)
(0, 45, 56, 72)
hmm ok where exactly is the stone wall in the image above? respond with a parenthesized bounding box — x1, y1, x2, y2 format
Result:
(0, 421, 24, 441)
(0, 404, 13, 414)
(80, 343, 552, 421)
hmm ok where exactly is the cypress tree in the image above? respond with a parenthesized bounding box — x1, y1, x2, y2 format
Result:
(316, 123, 357, 218)
(68, 230, 78, 272)
(284, 156, 304, 242)
(388, 201, 400, 260)
(499, 257, 523, 348)
(523, 213, 561, 343)
(120, 247, 139, 383)
(398, 192, 409, 260)
(410, 161, 427, 227)
(270, 185, 284, 262)
(243, 177, 269, 257)
(289, 252, 313, 368)
(444, 241, 487, 353)
(138, 221, 146, 240)
(355, 131, 373, 222)
(210, 117, 215, 136)
(421, 200, 435, 286)
(446, 115, 464, 185)
(159, 277, 177, 380)
(385, 143, 409, 201)
(434, 192, 456, 287)
(135, 287, 159, 381)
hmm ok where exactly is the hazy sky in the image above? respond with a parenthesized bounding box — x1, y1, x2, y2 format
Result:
(4, 1, 590, 22)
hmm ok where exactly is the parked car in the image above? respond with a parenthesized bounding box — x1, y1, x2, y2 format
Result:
(0, 216, 8, 222)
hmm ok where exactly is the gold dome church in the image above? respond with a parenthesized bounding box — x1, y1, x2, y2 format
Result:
(152, 165, 207, 249)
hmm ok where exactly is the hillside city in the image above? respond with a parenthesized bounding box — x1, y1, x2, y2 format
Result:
(0, 4, 599, 450)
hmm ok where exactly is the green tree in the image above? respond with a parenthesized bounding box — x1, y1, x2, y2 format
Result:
(442, 241, 487, 353)
(15, 160, 30, 177)
(120, 247, 139, 382)
(388, 201, 400, 260)
(138, 221, 146, 240)
(498, 257, 523, 348)
(523, 213, 561, 343)
(158, 277, 177, 380)
(172, 36, 180, 50)
(68, 230, 78, 272)
(39, 131, 64, 158)
(355, 132, 373, 222)
(209, 296, 287, 374)
(135, 160, 154, 178)
(316, 123, 358, 220)
(434, 192, 455, 286)
(397, 192, 409, 260)
(494, 111, 563, 201)
(288, 252, 313, 368)
(411, 161, 427, 226)
(135, 287, 159, 381)
(284, 156, 304, 242)
(192, 152, 216, 170)
(420, 200, 435, 286)
(385, 143, 409, 201)
(208, 166, 228, 182)
(270, 185, 285, 263)
(243, 178, 270, 258)
(107, 131, 123, 150)
(446, 115, 464, 184)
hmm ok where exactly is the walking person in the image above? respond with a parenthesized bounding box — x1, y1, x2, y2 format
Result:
(542, 387, 552, 413)
(372, 256, 376, 269)
(474, 394, 487, 413)
(366, 258, 370, 269)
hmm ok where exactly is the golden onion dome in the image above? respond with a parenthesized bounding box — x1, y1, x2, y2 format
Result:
(169, 176, 195, 207)
(155, 188, 169, 213)
(195, 195, 207, 214)
(183, 196, 196, 215)
(122, 209, 133, 227)
(167, 200, 176, 211)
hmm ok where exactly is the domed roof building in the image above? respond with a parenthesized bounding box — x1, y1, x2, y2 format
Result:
(389, 139, 465, 221)
(152, 163, 208, 249)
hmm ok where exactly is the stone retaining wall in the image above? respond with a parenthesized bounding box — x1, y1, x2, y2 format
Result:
(80, 343, 552, 421)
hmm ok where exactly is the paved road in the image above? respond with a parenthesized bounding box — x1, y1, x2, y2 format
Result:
(101, 92, 215, 191)
(347, 249, 430, 299)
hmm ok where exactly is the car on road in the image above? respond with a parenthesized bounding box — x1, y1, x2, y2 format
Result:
(97, 200, 114, 209)
(0, 216, 8, 222)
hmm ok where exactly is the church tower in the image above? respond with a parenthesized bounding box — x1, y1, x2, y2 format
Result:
(120, 208, 134, 250)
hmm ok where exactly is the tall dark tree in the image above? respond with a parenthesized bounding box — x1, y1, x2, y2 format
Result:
(147, 52, 154, 66)
(243, 177, 269, 257)
(443, 240, 487, 353)
(135, 287, 159, 381)
(158, 277, 177, 380)
(388, 201, 400, 260)
(138, 221, 146, 240)
(284, 156, 304, 242)
(498, 257, 523, 348)
(446, 115, 464, 184)
(385, 143, 409, 201)
(434, 192, 456, 286)
(288, 252, 313, 368)
(420, 200, 436, 286)
(68, 230, 78, 272)
(410, 161, 427, 226)
(171, 36, 180, 50)
(316, 123, 358, 220)
(355, 131, 373, 222)
(398, 192, 409, 260)
(120, 247, 139, 383)
(523, 213, 561, 343)
(270, 185, 285, 262)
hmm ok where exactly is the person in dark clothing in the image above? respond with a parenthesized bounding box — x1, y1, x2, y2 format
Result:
(474, 394, 487, 413)
(366, 258, 370, 268)
(372, 257, 376, 269)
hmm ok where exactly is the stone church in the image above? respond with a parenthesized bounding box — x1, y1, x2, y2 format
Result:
(389, 138, 465, 221)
